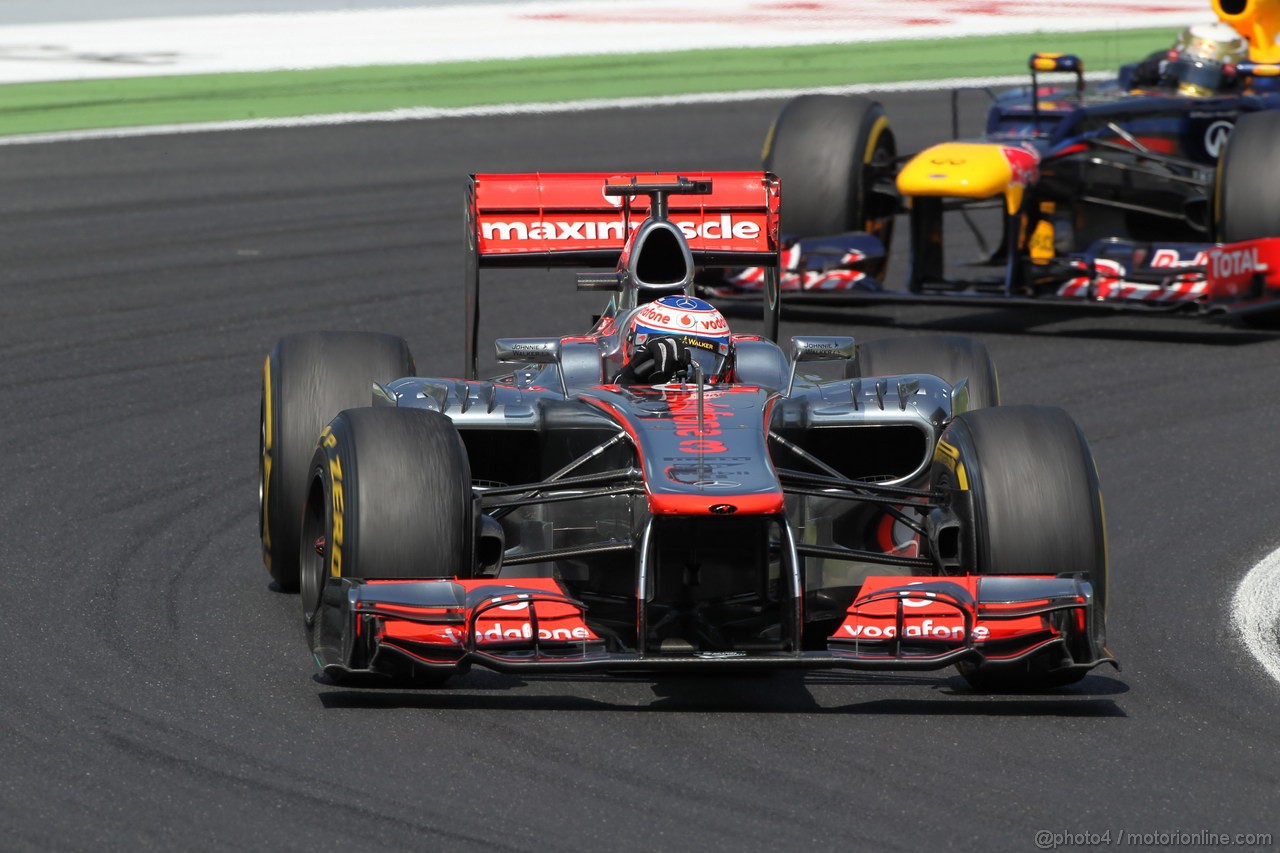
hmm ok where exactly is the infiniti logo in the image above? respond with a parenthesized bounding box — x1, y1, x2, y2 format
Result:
(1204, 120, 1233, 158)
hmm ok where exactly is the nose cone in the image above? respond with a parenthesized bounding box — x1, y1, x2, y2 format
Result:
(896, 142, 1039, 214)
(896, 142, 1015, 198)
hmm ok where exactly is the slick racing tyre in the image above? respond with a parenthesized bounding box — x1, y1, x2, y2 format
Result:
(1216, 110, 1280, 244)
(936, 406, 1107, 691)
(301, 407, 473, 686)
(260, 331, 415, 592)
(300, 407, 473, 608)
(763, 94, 897, 277)
(848, 335, 1000, 411)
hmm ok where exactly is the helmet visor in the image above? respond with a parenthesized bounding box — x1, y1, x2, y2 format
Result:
(640, 332, 729, 380)
(1167, 58, 1225, 95)
(685, 343, 729, 380)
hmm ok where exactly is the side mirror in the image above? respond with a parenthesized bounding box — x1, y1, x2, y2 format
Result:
(1030, 52, 1082, 73)
(495, 337, 561, 364)
(1238, 61, 1280, 80)
(787, 336, 855, 396)
(1029, 52, 1085, 100)
(789, 335, 856, 363)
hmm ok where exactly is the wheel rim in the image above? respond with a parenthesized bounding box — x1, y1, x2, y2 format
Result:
(299, 471, 327, 626)
(860, 118, 897, 280)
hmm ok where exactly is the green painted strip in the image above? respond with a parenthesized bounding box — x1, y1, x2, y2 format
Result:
(0, 27, 1177, 136)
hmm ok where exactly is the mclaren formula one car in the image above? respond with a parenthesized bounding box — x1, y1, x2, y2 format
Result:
(709, 0, 1280, 322)
(259, 172, 1115, 691)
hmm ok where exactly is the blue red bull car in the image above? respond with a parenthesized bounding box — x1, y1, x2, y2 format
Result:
(259, 172, 1115, 692)
(707, 2, 1280, 323)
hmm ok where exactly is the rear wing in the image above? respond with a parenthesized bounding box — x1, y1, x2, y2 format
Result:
(464, 172, 782, 378)
(467, 171, 780, 266)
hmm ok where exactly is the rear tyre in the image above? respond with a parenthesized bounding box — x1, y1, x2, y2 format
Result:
(259, 331, 415, 592)
(937, 406, 1107, 691)
(301, 408, 473, 686)
(1216, 110, 1280, 244)
(848, 335, 1000, 410)
(763, 95, 897, 276)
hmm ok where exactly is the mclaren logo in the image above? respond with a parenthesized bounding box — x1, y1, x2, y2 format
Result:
(709, 504, 738, 514)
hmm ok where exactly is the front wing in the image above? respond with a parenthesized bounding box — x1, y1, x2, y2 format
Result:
(311, 575, 1115, 681)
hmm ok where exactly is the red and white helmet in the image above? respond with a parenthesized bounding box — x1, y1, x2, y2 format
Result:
(625, 295, 734, 380)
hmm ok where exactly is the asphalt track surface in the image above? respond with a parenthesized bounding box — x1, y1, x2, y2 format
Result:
(2, 92, 1279, 851)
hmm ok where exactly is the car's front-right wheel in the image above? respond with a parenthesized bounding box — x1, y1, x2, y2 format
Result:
(1216, 109, 1280, 244)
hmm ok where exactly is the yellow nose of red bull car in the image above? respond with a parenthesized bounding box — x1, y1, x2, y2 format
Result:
(896, 141, 1040, 214)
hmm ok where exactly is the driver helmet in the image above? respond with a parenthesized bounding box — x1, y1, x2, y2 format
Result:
(1166, 23, 1248, 96)
(625, 295, 734, 381)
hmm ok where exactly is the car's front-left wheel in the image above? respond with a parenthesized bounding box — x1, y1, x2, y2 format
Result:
(259, 331, 415, 592)
(763, 94, 898, 279)
(936, 405, 1108, 691)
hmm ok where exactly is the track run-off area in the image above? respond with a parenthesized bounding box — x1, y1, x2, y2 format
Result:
(1, 3, 1279, 850)
(0, 0, 1210, 137)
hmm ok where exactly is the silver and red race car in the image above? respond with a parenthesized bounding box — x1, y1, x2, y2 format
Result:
(259, 172, 1115, 691)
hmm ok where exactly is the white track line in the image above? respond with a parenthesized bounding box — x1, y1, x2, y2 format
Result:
(0, 1, 1213, 84)
(1235, 551, 1280, 685)
(0, 72, 1117, 146)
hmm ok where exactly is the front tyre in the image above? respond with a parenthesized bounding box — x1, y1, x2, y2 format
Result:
(937, 405, 1107, 690)
(300, 407, 473, 623)
(1216, 110, 1280, 244)
(763, 95, 897, 278)
(259, 331, 415, 592)
(300, 407, 474, 687)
